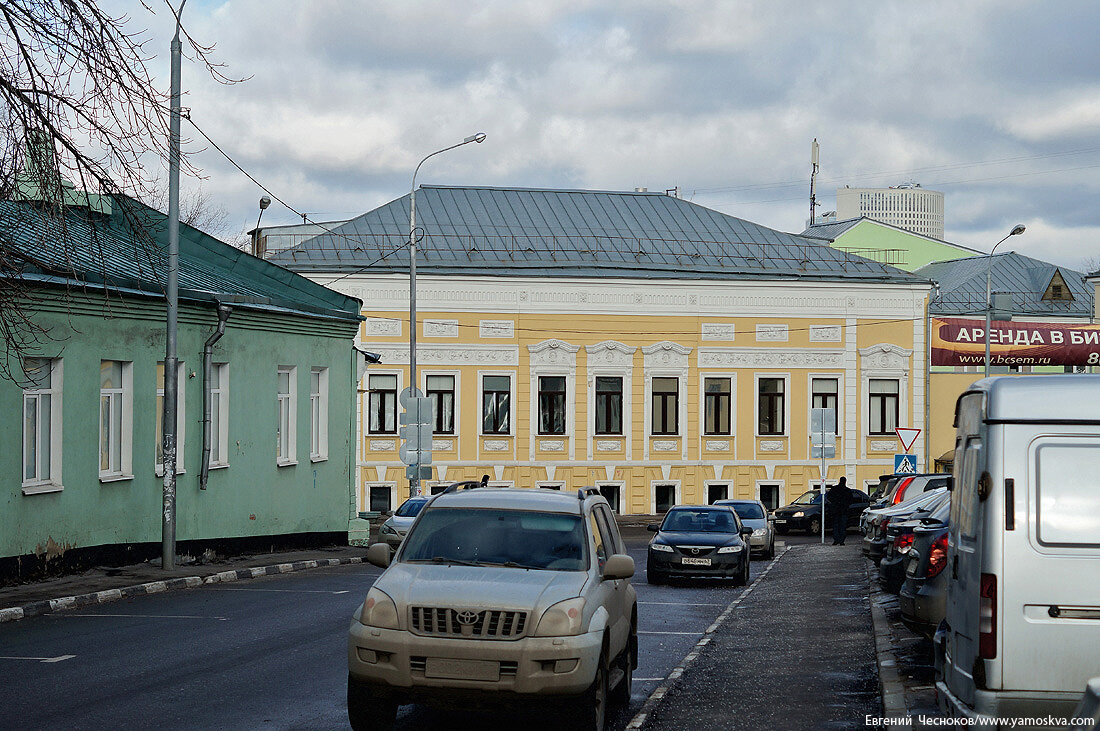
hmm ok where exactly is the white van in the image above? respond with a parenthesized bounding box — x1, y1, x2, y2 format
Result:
(938, 375, 1100, 726)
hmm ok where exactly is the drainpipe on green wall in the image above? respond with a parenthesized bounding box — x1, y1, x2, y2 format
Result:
(200, 302, 232, 490)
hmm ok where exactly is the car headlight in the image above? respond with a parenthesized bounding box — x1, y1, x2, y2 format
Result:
(792, 511, 804, 518)
(717, 545, 744, 554)
(380, 523, 397, 535)
(533, 597, 586, 637)
(752, 528, 767, 536)
(359, 587, 399, 629)
(650, 543, 674, 553)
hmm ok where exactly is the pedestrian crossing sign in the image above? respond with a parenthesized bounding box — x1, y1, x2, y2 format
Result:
(894, 454, 917, 474)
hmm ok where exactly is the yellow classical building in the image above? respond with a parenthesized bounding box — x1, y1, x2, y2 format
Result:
(273, 186, 931, 515)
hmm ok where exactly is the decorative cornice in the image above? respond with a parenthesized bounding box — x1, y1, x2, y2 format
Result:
(643, 341, 691, 370)
(642, 341, 692, 356)
(586, 340, 636, 368)
(529, 339, 580, 368)
(363, 344, 518, 366)
(859, 343, 913, 372)
(698, 347, 845, 370)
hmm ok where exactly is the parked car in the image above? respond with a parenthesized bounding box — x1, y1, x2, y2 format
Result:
(772, 488, 869, 536)
(348, 484, 638, 731)
(862, 488, 947, 565)
(937, 376, 1100, 724)
(878, 490, 950, 594)
(714, 499, 775, 559)
(646, 505, 752, 585)
(867, 473, 905, 505)
(376, 496, 430, 549)
(898, 519, 951, 638)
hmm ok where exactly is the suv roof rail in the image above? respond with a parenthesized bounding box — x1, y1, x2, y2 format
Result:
(577, 486, 601, 501)
(442, 479, 489, 494)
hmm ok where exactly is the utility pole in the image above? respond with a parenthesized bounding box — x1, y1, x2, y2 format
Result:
(809, 138, 820, 226)
(161, 0, 187, 569)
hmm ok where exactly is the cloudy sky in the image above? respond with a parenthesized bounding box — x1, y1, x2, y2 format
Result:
(132, 0, 1100, 269)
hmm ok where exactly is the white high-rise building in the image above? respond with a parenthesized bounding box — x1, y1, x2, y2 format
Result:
(835, 183, 944, 240)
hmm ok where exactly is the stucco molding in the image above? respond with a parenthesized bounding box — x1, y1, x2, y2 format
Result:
(369, 439, 395, 451)
(482, 439, 509, 452)
(595, 439, 623, 452)
(759, 440, 786, 452)
(858, 343, 913, 372)
(528, 339, 580, 367)
(585, 340, 637, 368)
(698, 347, 845, 370)
(363, 344, 519, 366)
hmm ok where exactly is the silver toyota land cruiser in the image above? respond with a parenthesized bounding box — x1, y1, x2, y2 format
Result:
(348, 484, 638, 731)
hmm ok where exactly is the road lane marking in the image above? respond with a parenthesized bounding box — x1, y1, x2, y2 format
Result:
(205, 587, 349, 594)
(634, 678, 665, 681)
(638, 631, 703, 636)
(626, 546, 791, 730)
(0, 655, 76, 663)
(637, 601, 723, 607)
(62, 614, 229, 620)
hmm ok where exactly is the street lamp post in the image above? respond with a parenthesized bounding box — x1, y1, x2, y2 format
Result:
(984, 224, 1026, 377)
(407, 133, 486, 496)
(162, 0, 188, 570)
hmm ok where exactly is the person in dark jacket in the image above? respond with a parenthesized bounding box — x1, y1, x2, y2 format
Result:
(827, 477, 853, 545)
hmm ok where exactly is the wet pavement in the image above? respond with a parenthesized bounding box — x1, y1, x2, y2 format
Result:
(639, 540, 881, 731)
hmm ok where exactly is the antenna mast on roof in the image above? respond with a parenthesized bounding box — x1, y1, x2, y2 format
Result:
(809, 138, 820, 226)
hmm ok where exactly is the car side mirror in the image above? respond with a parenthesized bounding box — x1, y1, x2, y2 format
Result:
(767, 515, 776, 522)
(367, 542, 392, 568)
(647, 523, 660, 532)
(603, 554, 635, 580)
(740, 527, 753, 537)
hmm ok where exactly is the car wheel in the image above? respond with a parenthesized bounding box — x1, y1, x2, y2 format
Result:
(808, 517, 821, 535)
(610, 625, 635, 706)
(573, 651, 608, 731)
(347, 675, 397, 731)
(647, 569, 666, 585)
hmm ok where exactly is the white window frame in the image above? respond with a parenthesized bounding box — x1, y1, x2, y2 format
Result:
(756, 480, 785, 511)
(478, 370, 516, 436)
(704, 480, 731, 504)
(366, 370, 401, 436)
(650, 480, 681, 514)
(867, 377, 901, 436)
(99, 360, 134, 482)
(208, 363, 230, 468)
(310, 366, 329, 462)
(754, 372, 791, 438)
(536, 481, 566, 491)
(365, 482, 396, 513)
(807, 372, 843, 437)
(155, 360, 187, 477)
(596, 481, 625, 513)
(423, 370, 459, 436)
(21, 358, 63, 494)
(648, 374, 682, 437)
(277, 365, 297, 466)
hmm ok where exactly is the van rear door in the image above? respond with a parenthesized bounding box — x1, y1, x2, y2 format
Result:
(1000, 432, 1100, 694)
(944, 392, 986, 708)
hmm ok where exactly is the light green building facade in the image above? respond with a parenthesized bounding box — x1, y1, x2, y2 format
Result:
(802, 217, 980, 272)
(1, 198, 363, 581)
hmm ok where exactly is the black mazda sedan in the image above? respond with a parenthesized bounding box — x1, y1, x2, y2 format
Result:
(646, 505, 752, 585)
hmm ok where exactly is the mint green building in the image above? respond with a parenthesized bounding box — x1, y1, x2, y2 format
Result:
(1, 197, 363, 581)
(802, 216, 980, 272)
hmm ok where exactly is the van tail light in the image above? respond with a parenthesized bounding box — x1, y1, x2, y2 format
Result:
(926, 533, 948, 578)
(894, 533, 914, 552)
(979, 573, 997, 659)
(892, 477, 916, 504)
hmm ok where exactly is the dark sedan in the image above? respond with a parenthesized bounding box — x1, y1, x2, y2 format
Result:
(646, 505, 751, 585)
(772, 489, 869, 536)
(898, 521, 951, 638)
(877, 490, 950, 593)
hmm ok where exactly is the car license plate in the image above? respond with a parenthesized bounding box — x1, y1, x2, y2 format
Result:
(681, 557, 711, 566)
(774, 519, 787, 524)
(424, 658, 500, 681)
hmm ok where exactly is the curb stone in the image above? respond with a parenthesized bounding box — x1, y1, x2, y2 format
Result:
(0, 556, 364, 624)
(868, 563, 913, 729)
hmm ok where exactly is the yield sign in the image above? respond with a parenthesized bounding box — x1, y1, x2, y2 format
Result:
(895, 427, 921, 453)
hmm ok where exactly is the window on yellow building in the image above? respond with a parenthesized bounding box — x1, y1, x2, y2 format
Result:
(704, 378, 731, 435)
(427, 375, 455, 434)
(651, 377, 678, 435)
(811, 378, 839, 435)
(368, 374, 397, 434)
(869, 379, 899, 435)
(482, 375, 510, 434)
(595, 377, 623, 435)
(758, 378, 784, 435)
(538, 376, 566, 435)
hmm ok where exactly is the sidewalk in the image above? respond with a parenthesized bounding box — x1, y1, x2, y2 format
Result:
(638, 541, 882, 731)
(0, 544, 369, 620)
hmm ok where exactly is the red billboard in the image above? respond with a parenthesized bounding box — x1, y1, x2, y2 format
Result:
(931, 318, 1100, 367)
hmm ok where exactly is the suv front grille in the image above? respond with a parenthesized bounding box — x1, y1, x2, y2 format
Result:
(410, 607, 528, 639)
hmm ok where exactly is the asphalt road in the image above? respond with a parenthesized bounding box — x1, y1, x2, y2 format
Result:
(0, 531, 821, 731)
